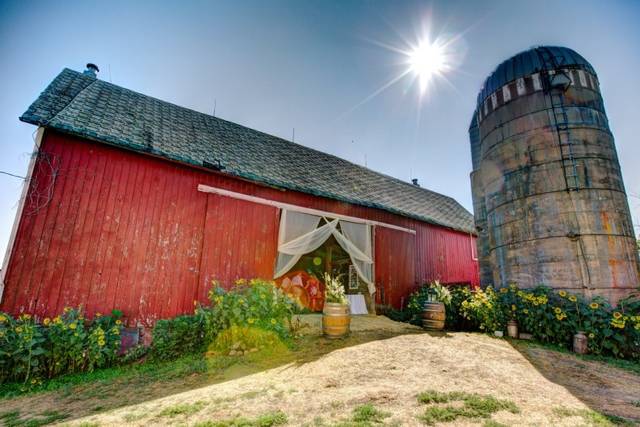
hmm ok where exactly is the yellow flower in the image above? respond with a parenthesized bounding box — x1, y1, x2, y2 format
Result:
(21, 313, 32, 320)
(248, 318, 255, 324)
(568, 296, 577, 303)
(54, 316, 62, 324)
(260, 294, 266, 299)
(613, 312, 622, 319)
(239, 299, 245, 305)
(523, 309, 529, 314)
(115, 319, 122, 325)
(0, 331, 4, 337)
(0, 314, 6, 323)
(270, 318, 277, 325)
(558, 290, 567, 297)
(43, 318, 51, 326)
(95, 312, 102, 318)
(69, 323, 77, 330)
(64, 307, 71, 313)
(15, 326, 23, 333)
(588, 333, 595, 339)
(500, 288, 508, 293)
(611, 319, 625, 329)
(554, 307, 562, 314)
(555, 313, 566, 321)
(589, 302, 599, 310)
(511, 305, 516, 311)
(98, 340, 105, 347)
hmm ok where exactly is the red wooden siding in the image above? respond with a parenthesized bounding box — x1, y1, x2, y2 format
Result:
(374, 227, 416, 309)
(1, 131, 478, 324)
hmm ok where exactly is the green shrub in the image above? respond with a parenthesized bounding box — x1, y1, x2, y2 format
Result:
(205, 279, 295, 341)
(464, 285, 640, 360)
(459, 286, 505, 333)
(149, 278, 296, 361)
(150, 313, 207, 361)
(0, 308, 123, 385)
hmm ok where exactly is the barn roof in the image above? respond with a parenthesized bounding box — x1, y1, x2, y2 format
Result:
(20, 68, 474, 233)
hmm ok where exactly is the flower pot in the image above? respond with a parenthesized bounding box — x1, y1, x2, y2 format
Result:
(507, 319, 519, 339)
(422, 301, 445, 331)
(573, 331, 588, 355)
(322, 303, 351, 338)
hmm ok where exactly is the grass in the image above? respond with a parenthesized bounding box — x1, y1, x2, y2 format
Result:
(0, 352, 231, 400)
(416, 390, 519, 425)
(193, 411, 288, 427)
(553, 407, 636, 426)
(0, 409, 69, 427)
(334, 404, 391, 427)
(515, 340, 640, 375)
(157, 400, 207, 418)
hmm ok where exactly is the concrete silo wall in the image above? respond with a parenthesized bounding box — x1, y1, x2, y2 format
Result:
(470, 46, 639, 303)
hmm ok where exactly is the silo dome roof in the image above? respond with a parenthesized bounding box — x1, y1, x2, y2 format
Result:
(477, 46, 595, 105)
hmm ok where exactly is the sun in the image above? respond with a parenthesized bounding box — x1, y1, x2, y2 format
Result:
(408, 40, 446, 92)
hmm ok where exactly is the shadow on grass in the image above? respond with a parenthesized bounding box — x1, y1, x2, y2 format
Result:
(0, 315, 427, 425)
(506, 338, 640, 425)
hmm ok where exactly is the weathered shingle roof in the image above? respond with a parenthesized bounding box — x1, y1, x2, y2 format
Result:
(20, 68, 474, 233)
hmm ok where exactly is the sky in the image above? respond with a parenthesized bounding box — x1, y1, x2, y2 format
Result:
(0, 0, 639, 261)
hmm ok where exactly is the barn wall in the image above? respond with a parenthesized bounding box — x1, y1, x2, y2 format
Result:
(1, 131, 478, 324)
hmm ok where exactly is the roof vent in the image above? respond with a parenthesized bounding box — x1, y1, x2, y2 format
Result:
(83, 63, 99, 78)
(411, 178, 420, 187)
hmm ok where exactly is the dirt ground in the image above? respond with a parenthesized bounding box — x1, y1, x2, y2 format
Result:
(2, 315, 639, 426)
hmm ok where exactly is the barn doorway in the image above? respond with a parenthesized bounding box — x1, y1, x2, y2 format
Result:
(273, 210, 375, 314)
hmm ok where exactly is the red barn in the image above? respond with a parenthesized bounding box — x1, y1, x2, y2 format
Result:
(0, 66, 478, 326)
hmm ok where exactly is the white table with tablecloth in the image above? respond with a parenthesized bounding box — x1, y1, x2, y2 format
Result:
(346, 294, 368, 315)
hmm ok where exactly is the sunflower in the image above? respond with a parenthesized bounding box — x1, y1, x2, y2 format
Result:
(554, 307, 562, 314)
(558, 290, 567, 297)
(568, 296, 577, 302)
(43, 318, 51, 326)
(613, 312, 623, 319)
(589, 302, 599, 310)
(588, 333, 595, 339)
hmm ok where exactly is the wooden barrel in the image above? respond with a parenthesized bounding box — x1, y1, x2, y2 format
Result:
(322, 303, 351, 338)
(422, 302, 445, 330)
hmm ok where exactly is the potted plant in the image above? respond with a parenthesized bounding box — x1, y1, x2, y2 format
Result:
(422, 281, 451, 331)
(322, 273, 350, 338)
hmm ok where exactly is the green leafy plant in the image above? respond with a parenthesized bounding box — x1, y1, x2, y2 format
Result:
(460, 286, 505, 332)
(0, 308, 123, 386)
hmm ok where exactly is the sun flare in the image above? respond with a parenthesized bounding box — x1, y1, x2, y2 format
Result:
(407, 40, 447, 93)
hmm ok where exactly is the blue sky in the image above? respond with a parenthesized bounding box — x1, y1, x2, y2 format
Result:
(0, 0, 639, 260)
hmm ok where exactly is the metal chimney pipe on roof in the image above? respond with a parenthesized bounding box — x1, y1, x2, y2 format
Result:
(83, 63, 99, 78)
(411, 178, 419, 187)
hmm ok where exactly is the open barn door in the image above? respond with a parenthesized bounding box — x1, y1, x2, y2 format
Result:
(374, 226, 416, 310)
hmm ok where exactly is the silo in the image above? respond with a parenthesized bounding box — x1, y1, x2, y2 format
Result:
(469, 46, 639, 303)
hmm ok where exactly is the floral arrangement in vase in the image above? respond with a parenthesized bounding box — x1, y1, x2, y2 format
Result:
(323, 273, 348, 305)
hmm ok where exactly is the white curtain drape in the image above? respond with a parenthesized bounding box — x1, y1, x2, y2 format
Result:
(335, 220, 374, 294)
(274, 209, 375, 294)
